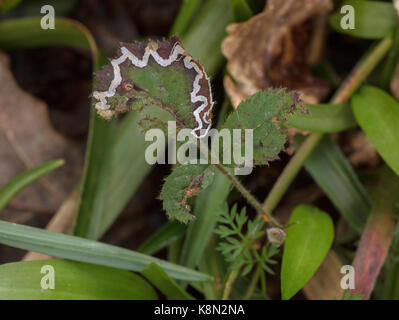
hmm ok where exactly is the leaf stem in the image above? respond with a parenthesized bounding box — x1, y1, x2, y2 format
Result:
(243, 264, 262, 300)
(213, 163, 282, 228)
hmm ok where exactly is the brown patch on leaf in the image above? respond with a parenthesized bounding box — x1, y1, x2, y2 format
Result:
(0, 51, 82, 222)
(221, 0, 332, 108)
(179, 172, 205, 214)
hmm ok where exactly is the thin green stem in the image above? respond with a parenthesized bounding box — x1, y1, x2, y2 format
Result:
(262, 35, 393, 217)
(214, 163, 282, 228)
(259, 266, 267, 298)
(222, 269, 239, 300)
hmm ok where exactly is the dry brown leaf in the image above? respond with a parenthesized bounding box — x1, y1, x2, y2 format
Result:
(0, 51, 83, 221)
(221, 0, 332, 108)
(23, 191, 79, 261)
(303, 250, 345, 300)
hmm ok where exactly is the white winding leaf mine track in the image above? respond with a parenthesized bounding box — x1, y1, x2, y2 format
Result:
(92, 37, 214, 138)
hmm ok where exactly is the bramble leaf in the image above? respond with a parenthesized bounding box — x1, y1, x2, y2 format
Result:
(92, 37, 214, 138)
(222, 89, 306, 166)
(160, 164, 215, 223)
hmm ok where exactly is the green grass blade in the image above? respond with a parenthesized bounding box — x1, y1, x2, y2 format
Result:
(138, 221, 186, 255)
(0, 220, 211, 282)
(73, 107, 117, 239)
(169, 0, 202, 36)
(287, 103, 357, 133)
(229, 0, 253, 22)
(380, 27, 399, 90)
(180, 171, 231, 269)
(0, 260, 157, 300)
(0, 159, 64, 211)
(0, 0, 21, 13)
(141, 263, 194, 300)
(82, 1, 234, 238)
(0, 17, 97, 54)
(296, 135, 371, 233)
(181, 0, 233, 75)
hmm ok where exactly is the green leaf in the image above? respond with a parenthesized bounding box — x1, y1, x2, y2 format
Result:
(0, 220, 211, 282)
(92, 38, 208, 137)
(296, 135, 371, 233)
(0, 260, 157, 300)
(287, 103, 357, 133)
(138, 221, 186, 255)
(329, 0, 397, 39)
(281, 205, 334, 300)
(160, 164, 215, 223)
(351, 86, 399, 177)
(141, 263, 194, 300)
(0, 17, 96, 53)
(0, 159, 64, 211)
(4, 0, 80, 16)
(222, 89, 305, 166)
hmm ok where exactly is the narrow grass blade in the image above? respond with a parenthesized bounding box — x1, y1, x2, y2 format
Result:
(180, 171, 231, 269)
(0, 17, 97, 57)
(0, 260, 157, 300)
(138, 221, 186, 255)
(229, 0, 253, 22)
(0, 220, 211, 282)
(351, 85, 399, 177)
(169, 0, 201, 36)
(296, 135, 371, 233)
(141, 263, 194, 300)
(0, 159, 64, 211)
